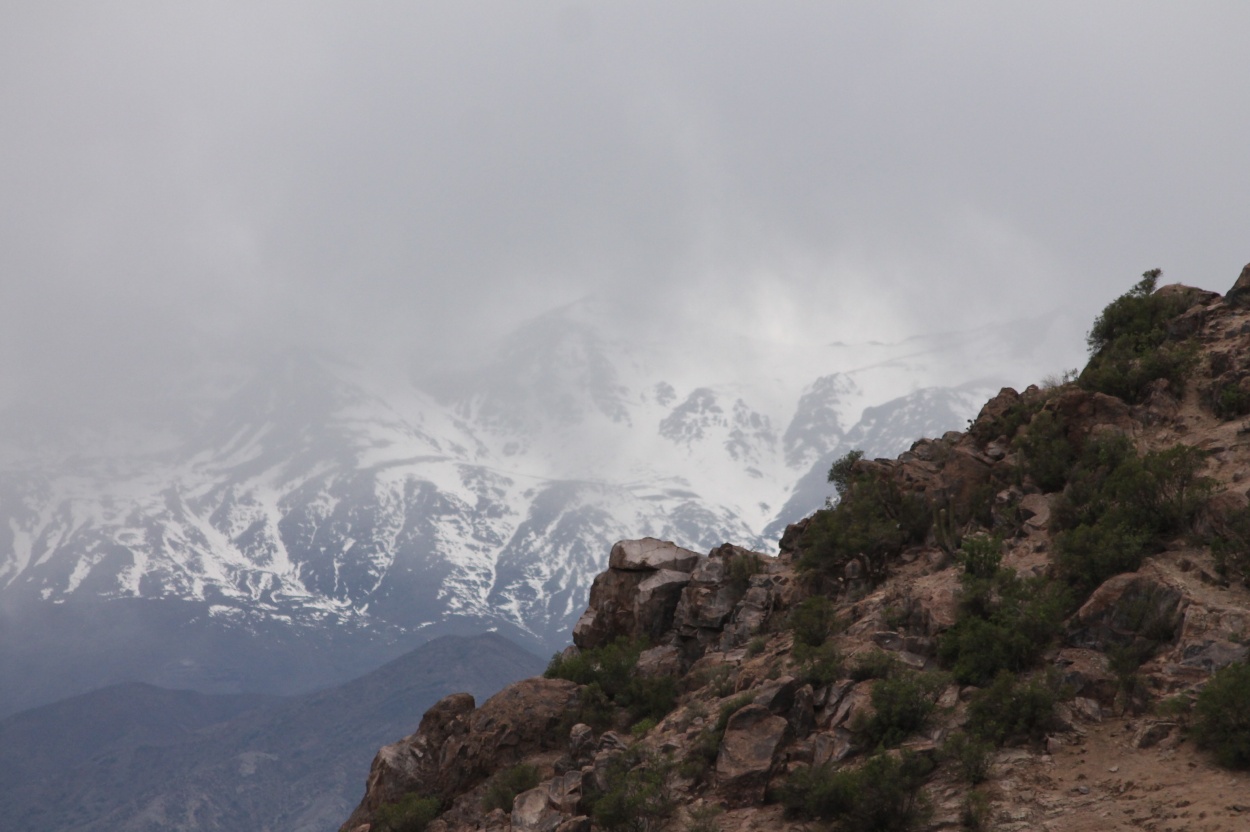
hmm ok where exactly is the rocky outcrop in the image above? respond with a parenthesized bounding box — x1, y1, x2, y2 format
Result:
(342, 269, 1250, 832)
(572, 540, 701, 650)
(340, 679, 578, 831)
(715, 704, 790, 803)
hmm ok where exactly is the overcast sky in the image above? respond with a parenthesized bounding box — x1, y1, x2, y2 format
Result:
(3, 2, 1249, 424)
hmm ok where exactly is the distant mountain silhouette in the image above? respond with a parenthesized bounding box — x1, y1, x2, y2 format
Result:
(0, 632, 544, 832)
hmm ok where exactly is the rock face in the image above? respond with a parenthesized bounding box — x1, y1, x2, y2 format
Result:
(340, 679, 578, 831)
(342, 270, 1250, 832)
(715, 704, 790, 803)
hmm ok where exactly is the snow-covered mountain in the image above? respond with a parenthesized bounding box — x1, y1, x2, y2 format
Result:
(0, 300, 1079, 715)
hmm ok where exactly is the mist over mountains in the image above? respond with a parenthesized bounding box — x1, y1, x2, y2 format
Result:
(0, 300, 1079, 716)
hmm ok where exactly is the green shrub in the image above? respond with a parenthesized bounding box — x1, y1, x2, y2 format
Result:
(482, 764, 541, 812)
(545, 638, 642, 691)
(849, 649, 900, 682)
(778, 751, 933, 831)
(631, 717, 658, 739)
(545, 638, 677, 727)
(374, 794, 441, 832)
(745, 636, 767, 658)
(939, 567, 1069, 686)
(790, 595, 840, 648)
(942, 732, 992, 785)
(1208, 503, 1250, 583)
(965, 671, 1058, 747)
(961, 790, 992, 832)
(685, 804, 723, 832)
(1054, 519, 1151, 595)
(957, 535, 1003, 582)
(679, 726, 722, 781)
(726, 550, 765, 594)
(1192, 662, 1250, 769)
(794, 640, 843, 687)
(1205, 381, 1250, 421)
(1079, 269, 1198, 404)
(800, 469, 931, 580)
(587, 750, 676, 832)
(827, 449, 865, 500)
(1050, 436, 1210, 593)
(857, 670, 947, 748)
(1015, 409, 1076, 493)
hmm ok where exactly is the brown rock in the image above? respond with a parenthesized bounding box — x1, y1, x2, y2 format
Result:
(1018, 493, 1052, 531)
(1069, 573, 1184, 653)
(572, 569, 648, 650)
(608, 538, 701, 572)
(1132, 721, 1176, 749)
(548, 769, 587, 814)
(568, 724, 595, 765)
(572, 557, 697, 649)
(637, 646, 683, 681)
(553, 817, 591, 832)
(339, 679, 578, 831)
(1224, 263, 1250, 307)
(511, 785, 564, 832)
(716, 704, 790, 803)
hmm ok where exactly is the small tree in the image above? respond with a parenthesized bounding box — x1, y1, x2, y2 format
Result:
(828, 449, 865, 501)
(1193, 662, 1250, 769)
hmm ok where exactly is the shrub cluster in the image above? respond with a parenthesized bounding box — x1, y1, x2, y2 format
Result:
(481, 764, 541, 812)
(374, 794, 441, 832)
(1192, 662, 1250, 769)
(964, 671, 1059, 747)
(938, 537, 1069, 686)
(1079, 269, 1198, 404)
(855, 669, 947, 749)
(586, 748, 676, 832)
(545, 638, 677, 729)
(1051, 435, 1209, 592)
(941, 731, 992, 785)
(800, 454, 931, 581)
(1207, 503, 1250, 584)
(790, 595, 840, 649)
(1203, 380, 1250, 421)
(1016, 409, 1211, 594)
(849, 649, 900, 682)
(778, 750, 933, 832)
(679, 692, 755, 781)
(726, 550, 765, 594)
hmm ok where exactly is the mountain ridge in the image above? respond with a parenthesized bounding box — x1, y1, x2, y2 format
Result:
(0, 301, 1071, 716)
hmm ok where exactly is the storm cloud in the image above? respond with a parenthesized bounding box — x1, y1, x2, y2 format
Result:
(3, 2, 1249, 423)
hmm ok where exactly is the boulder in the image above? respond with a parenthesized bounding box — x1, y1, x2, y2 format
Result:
(512, 785, 564, 832)
(1069, 574, 1185, 653)
(609, 538, 701, 572)
(548, 769, 587, 814)
(965, 389, 1025, 439)
(716, 704, 790, 803)
(1224, 263, 1250, 307)
(635, 644, 682, 678)
(751, 675, 799, 714)
(1018, 493, 1052, 532)
(572, 561, 696, 650)
(636, 569, 694, 640)
(568, 724, 595, 766)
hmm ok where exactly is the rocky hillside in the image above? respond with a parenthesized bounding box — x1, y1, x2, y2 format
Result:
(339, 266, 1250, 832)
